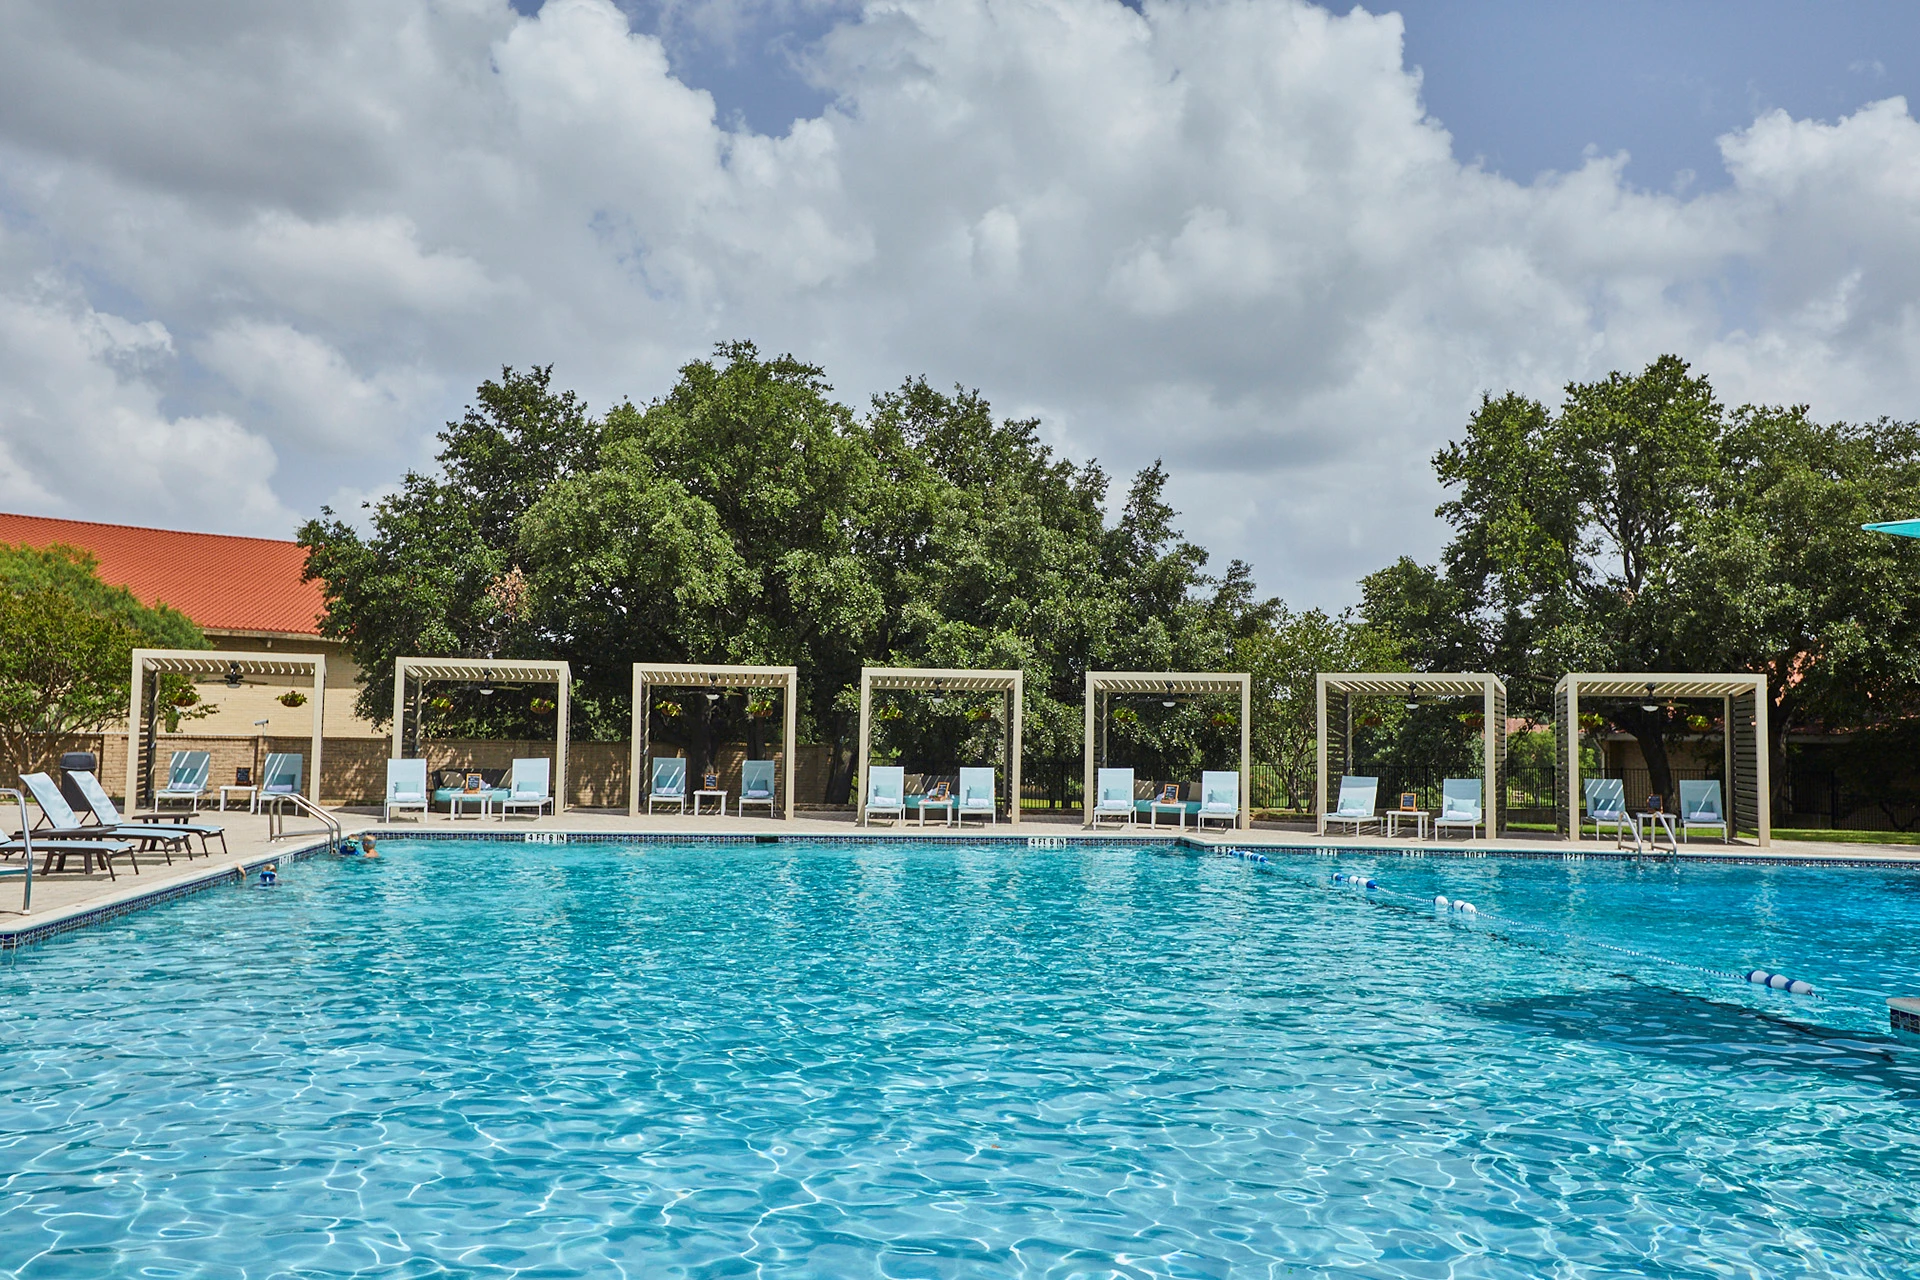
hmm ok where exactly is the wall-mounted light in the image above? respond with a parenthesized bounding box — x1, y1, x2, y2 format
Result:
(479, 668, 496, 697)
(224, 660, 244, 689)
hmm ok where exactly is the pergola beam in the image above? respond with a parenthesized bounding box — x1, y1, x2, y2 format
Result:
(127, 649, 326, 806)
(857, 667, 1024, 825)
(1313, 672, 1507, 834)
(1083, 671, 1251, 829)
(629, 664, 799, 820)
(393, 657, 571, 813)
(1554, 672, 1769, 847)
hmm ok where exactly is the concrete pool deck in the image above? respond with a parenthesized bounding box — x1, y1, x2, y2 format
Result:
(4, 805, 1917, 947)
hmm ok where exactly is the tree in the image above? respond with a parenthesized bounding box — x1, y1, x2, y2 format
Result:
(0, 544, 208, 776)
(1241, 604, 1401, 811)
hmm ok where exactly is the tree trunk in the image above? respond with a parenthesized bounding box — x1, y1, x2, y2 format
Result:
(689, 698, 711, 780)
(1620, 707, 1674, 805)
(824, 710, 853, 804)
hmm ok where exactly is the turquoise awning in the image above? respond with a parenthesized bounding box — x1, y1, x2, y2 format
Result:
(1864, 519, 1920, 538)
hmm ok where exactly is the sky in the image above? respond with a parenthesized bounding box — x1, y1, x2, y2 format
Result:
(1, 0, 1917, 611)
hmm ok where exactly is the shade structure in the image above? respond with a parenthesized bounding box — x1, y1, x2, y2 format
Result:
(1314, 673, 1507, 834)
(128, 649, 327, 805)
(629, 664, 799, 819)
(1552, 673, 1769, 846)
(393, 657, 571, 812)
(857, 668, 1024, 825)
(1083, 672, 1251, 829)
(1863, 519, 1920, 538)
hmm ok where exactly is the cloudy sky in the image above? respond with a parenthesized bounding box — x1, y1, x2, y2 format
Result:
(2, 0, 1917, 609)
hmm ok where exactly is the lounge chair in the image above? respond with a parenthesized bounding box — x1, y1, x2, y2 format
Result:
(739, 759, 778, 817)
(863, 766, 905, 826)
(154, 750, 211, 809)
(69, 770, 228, 856)
(1678, 779, 1729, 843)
(1196, 770, 1239, 832)
(255, 753, 304, 812)
(1, 832, 137, 880)
(384, 759, 429, 822)
(648, 758, 687, 815)
(956, 766, 996, 827)
(500, 758, 553, 818)
(1091, 768, 1135, 828)
(1583, 778, 1630, 842)
(1434, 778, 1483, 840)
(20, 771, 189, 865)
(1321, 776, 1381, 836)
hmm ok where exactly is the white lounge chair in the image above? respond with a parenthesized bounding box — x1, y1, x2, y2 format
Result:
(20, 770, 189, 866)
(1583, 778, 1630, 842)
(863, 766, 905, 825)
(1197, 770, 1239, 831)
(956, 766, 996, 827)
(69, 769, 228, 856)
(1434, 778, 1483, 839)
(500, 757, 553, 818)
(384, 759, 429, 822)
(255, 753, 304, 812)
(1092, 768, 1135, 828)
(1678, 779, 1729, 843)
(739, 760, 778, 817)
(155, 750, 211, 809)
(1321, 776, 1381, 836)
(648, 758, 687, 815)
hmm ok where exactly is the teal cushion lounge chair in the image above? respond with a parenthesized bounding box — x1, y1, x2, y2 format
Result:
(1678, 780, 1728, 843)
(155, 750, 211, 809)
(500, 758, 553, 818)
(956, 766, 996, 826)
(1092, 768, 1135, 828)
(1197, 771, 1239, 831)
(863, 766, 905, 826)
(1435, 778, 1483, 839)
(1322, 776, 1381, 836)
(649, 758, 687, 815)
(739, 760, 778, 816)
(385, 759, 429, 822)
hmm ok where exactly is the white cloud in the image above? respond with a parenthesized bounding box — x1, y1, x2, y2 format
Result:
(0, 0, 1916, 604)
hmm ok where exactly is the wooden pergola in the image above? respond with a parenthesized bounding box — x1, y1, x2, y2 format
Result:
(1315, 672, 1508, 833)
(393, 657, 572, 811)
(857, 667, 1024, 825)
(630, 664, 799, 819)
(1084, 672, 1251, 829)
(128, 649, 326, 805)
(1554, 673, 1769, 846)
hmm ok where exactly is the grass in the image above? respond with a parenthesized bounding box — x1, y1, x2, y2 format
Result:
(1773, 827, 1920, 846)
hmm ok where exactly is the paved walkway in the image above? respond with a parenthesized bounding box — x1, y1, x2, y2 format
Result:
(4, 805, 1915, 943)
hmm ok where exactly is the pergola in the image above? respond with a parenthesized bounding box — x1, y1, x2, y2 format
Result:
(1316, 673, 1508, 833)
(393, 657, 572, 811)
(128, 649, 326, 805)
(858, 667, 1024, 825)
(1554, 673, 1769, 846)
(630, 664, 800, 819)
(1084, 672, 1251, 829)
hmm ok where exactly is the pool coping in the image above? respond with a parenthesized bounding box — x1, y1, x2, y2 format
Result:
(6, 829, 1916, 950)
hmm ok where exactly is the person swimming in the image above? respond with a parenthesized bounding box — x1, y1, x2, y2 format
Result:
(360, 834, 378, 857)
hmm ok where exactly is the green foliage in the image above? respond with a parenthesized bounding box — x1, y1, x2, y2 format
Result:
(1239, 604, 1401, 810)
(0, 544, 209, 776)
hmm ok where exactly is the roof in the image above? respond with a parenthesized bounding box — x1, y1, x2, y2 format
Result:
(0, 512, 326, 636)
(1320, 672, 1504, 696)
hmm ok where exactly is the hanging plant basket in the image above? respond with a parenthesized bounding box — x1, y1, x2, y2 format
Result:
(530, 697, 556, 716)
(1208, 712, 1236, 728)
(277, 691, 308, 708)
(1462, 713, 1485, 732)
(429, 695, 453, 713)
(969, 706, 994, 723)
(654, 699, 683, 719)
(1111, 706, 1140, 727)
(170, 686, 201, 708)
(746, 697, 776, 720)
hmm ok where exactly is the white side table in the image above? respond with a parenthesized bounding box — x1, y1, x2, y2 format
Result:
(693, 789, 728, 816)
(1148, 801, 1187, 830)
(219, 785, 256, 812)
(1386, 809, 1430, 838)
(917, 798, 955, 827)
(450, 792, 492, 820)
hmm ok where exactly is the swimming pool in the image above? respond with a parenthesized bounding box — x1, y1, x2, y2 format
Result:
(3, 838, 1918, 1277)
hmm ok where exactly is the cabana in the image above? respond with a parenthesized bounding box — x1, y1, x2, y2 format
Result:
(1553, 673, 1769, 847)
(393, 658, 571, 814)
(629, 664, 799, 820)
(1084, 672, 1250, 829)
(1315, 673, 1508, 835)
(127, 649, 327, 806)
(857, 668, 1024, 826)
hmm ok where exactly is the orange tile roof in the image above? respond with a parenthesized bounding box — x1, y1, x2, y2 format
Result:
(0, 512, 327, 637)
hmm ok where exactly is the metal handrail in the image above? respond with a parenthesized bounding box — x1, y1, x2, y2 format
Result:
(263, 791, 341, 854)
(1, 787, 33, 911)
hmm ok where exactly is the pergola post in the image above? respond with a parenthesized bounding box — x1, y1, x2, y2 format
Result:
(1083, 672, 1252, 830)
(126, 650, 327, 806)
(856, 667, 1025, 824)
(392, 657, 573, 812)
(628, 665, 800, 819)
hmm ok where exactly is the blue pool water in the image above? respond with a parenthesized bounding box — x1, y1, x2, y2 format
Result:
(4, 839, 1920, 1278)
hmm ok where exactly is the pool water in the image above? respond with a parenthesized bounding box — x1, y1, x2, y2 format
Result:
(4, 839, 1920, 1278)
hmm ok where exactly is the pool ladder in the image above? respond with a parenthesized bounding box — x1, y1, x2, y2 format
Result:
(264, 791, 342, 854)
(1, 787, 32, 911)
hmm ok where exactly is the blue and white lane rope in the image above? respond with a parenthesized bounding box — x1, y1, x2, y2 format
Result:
(1212, 847, 1816, 997)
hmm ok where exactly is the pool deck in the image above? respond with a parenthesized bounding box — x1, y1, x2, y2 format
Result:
(4, 806, 1917, 947)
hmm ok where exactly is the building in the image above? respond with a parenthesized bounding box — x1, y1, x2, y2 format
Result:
(0, 512, 376, 738)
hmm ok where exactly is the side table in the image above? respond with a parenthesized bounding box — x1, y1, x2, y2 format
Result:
(693, 789, 728, 817)
(219, 785, 256, 812)
(1385, 809, 1430, 838)
(1148, 801, 1187, 830)
(450, 792, 492, 820)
